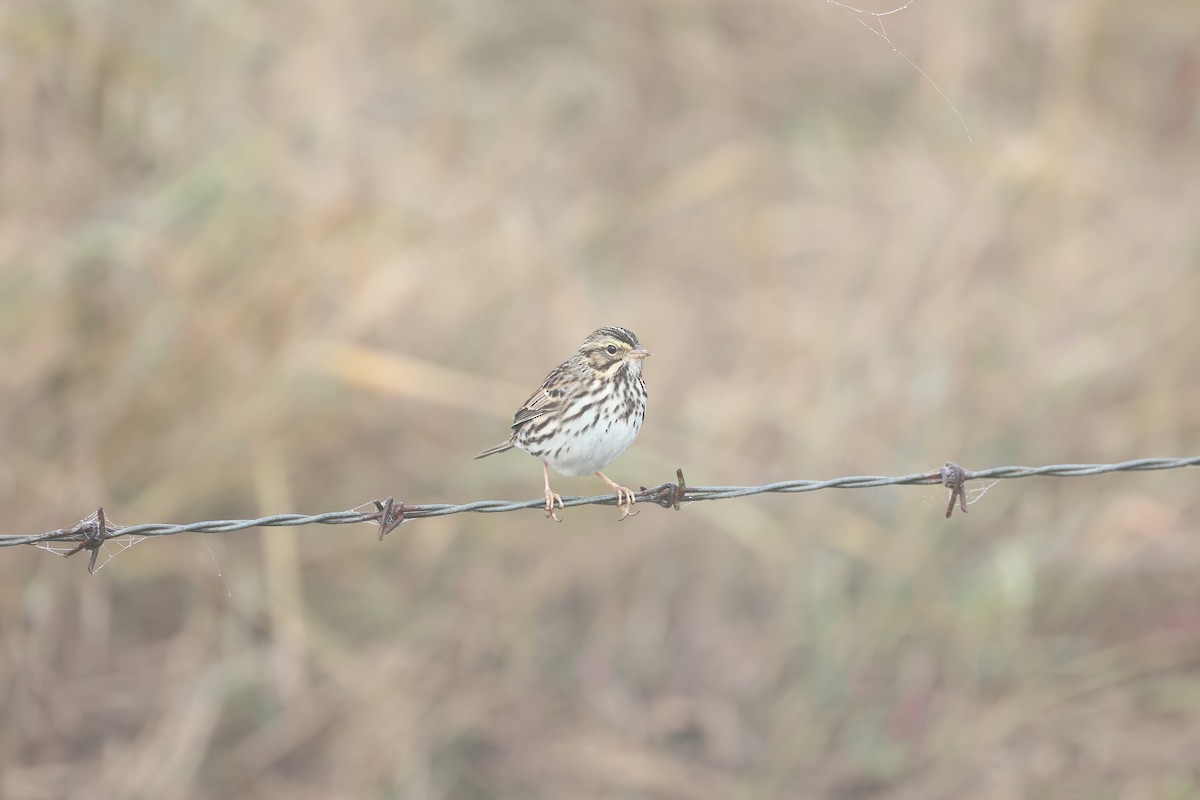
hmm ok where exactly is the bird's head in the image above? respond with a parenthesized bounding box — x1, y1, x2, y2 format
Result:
(576, 326, 650, 378)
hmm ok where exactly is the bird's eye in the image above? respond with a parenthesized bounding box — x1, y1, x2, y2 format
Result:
(606, 344, 618, 355)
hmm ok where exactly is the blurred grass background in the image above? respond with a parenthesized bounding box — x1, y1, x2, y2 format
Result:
(2, 0, 1200, 797)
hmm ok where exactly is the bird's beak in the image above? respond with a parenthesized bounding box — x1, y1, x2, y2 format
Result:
(627, 346, 651, 360)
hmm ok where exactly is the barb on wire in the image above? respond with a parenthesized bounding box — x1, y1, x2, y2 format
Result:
(3, 456, 1198, 571)
(941, 462, 970, 518)
(59, 506, 121, 574)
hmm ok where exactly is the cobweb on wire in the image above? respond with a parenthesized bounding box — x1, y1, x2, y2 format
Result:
(922, 480, 1001, 515)
(825, 0, 974, 143)
(33, 510, 147, 573)
(959, 480, 1000, 509)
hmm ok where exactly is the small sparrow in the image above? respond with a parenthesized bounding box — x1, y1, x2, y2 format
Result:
(475, 326, 650, 520)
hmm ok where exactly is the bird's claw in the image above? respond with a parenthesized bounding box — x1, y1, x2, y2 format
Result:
(545, 490, 565, 522)
(614, 486, 639, 520)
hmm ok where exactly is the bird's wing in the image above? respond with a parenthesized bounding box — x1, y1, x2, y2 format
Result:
(510, 363, 573, 430)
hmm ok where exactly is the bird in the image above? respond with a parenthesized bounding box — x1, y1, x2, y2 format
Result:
(475, 326, 650, 520)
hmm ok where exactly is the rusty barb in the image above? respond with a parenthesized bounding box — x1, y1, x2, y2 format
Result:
(940, 461, 972, 518)
(640, 468, 689, 510)
(60, 507, 123, 574)
(369, 497, 409, 540)
(4, 456, 1198, 571)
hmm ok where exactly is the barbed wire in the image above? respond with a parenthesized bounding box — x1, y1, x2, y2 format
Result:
(4, 456, 1198, 572)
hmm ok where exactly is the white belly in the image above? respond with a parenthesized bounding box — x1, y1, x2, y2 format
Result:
(542, 409, 644, 476)
(517, 381, 646, 477)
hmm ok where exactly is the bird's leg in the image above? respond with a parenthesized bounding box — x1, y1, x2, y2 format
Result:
(596, 471, 638, 520)
(543, 461, 564, 521)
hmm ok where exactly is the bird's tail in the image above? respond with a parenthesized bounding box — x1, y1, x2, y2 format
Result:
(474, 440, 515, 460)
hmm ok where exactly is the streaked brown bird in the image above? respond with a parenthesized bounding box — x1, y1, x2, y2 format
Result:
(475, 326, 650, 520)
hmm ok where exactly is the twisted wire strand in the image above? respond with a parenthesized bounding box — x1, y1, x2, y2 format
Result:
(681, 456, 1200, 501)
(4, 457, 1197, 558)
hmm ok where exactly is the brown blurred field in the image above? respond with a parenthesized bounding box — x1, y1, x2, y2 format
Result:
(3, 0, 1200, 797)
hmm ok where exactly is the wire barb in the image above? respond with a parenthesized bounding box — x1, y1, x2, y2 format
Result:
(61, 507, 123, 574)
(369, 496, 408, 540)
(5, 456, 1199, 571)
(641, 467, 688, 510)
(941, 461, 971, 518)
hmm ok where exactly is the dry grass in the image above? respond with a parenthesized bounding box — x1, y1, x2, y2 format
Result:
(3, 0, 1200, 797)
